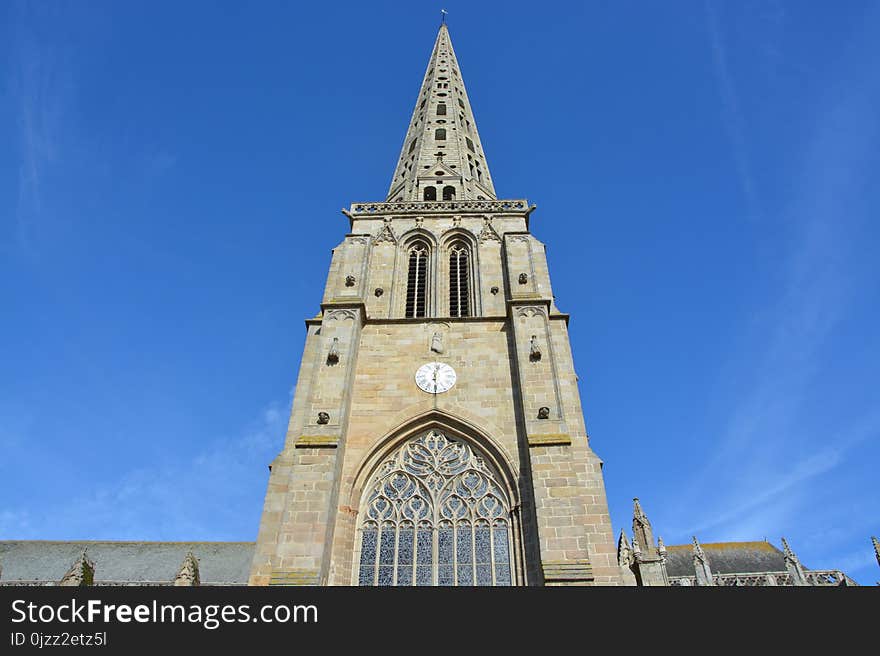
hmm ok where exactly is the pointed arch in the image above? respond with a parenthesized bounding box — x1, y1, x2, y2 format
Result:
(348, 410, 519, 512)
(440, 229, 480, 318)
(404, 238, 430, 318)
(448, 240, 470, 317)
(348, 412, 521, 586)
(395, 230, 439, 319)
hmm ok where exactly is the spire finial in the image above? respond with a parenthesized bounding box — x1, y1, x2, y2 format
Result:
(440, 9, 448, 26)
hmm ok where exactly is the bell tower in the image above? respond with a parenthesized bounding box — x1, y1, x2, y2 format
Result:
(249, 22, 622, 586)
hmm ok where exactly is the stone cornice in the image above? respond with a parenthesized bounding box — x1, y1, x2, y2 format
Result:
(346, 199, 530, 219)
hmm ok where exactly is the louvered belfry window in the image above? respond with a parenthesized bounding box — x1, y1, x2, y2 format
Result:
(357, 430, 514, 586)
(448, 242, 470, 317)
(405, 242, 429, 318)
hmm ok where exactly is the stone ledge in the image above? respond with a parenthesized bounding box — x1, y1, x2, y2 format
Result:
(542, 559, 593, 582)
(294, 436, 339, 449)
(268, 569, 319, 586)
(348, 199, 530, 216)
(527, 434, 572, 447)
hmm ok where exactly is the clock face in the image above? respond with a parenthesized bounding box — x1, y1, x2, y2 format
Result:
(415, 362, 457, 394)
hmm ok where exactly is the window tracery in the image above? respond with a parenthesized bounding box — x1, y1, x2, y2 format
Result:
(357, 430, 513, 586)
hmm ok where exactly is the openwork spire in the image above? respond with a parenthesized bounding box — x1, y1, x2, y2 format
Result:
(386, 24, 497, 202)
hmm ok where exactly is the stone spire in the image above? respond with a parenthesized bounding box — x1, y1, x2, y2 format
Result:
(386, 23, 497, 203)
(617, 529, 638, 586)
(692, 536, 715, 586)
(632, 497, 657, 556)
(629, 498, 668, 586)
(617, 529, 634, 568)
(174, 551, 201, 586)
(59, 550, 95, 586)
(873, 536, 879, 586)
(781, 537, 809, 586)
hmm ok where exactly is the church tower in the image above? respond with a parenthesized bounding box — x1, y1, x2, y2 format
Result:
(249, 22, 622, 586)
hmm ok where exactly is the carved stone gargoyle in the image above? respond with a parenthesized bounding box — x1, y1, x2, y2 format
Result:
(327, 337, 340, 364)
(529, 335, 542, 361)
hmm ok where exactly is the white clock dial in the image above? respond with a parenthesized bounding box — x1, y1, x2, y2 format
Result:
(415, 362, 457, 394)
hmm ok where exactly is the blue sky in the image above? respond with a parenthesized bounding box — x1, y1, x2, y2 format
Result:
(1, 1, 878, 584)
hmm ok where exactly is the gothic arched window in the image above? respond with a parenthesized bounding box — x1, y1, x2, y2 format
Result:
(448, 241, 470, 317)
(442, 185, 456, 201)
(423, 186, 437, 201)
(405, 241, 429, 318)
(357, 430, 513, 586)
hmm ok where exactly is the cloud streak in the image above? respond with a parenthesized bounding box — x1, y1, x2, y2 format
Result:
(675, 4, 880, 547)
(705, 0, 761, 222)
(0, 400, 288, 541)
(8, 2, 73, 254)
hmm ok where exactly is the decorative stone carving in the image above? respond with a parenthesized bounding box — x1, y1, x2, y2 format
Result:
(515, 306, 545, 318)
(782, 537, 809, 586)
(373, 219, 397, 245)
(452, 215, 461, 227)
(351, 200, 527, 215)
(415, 216, 424, 228)
(692, 536, 714, 586)
(374, 287, 384, 297)
(478, 216, 501, 242)
(537, 406, 550, 419)
(529, 335, 542, 361)
(518, 273, 528, 284)
(490, 286, 499, 295)
(345, 275, 356, 287)
(348, 236, 368, 244)
(357, 430, 514, 586)
(174, 552, 200, 587)
(59, 551, 95, 587)
(325, 309, 357, 322)
(618, 530, 634, 568)
(317, 412, 330, 425)
(327, 337, 340, 364)
(430, 332, 443, 354)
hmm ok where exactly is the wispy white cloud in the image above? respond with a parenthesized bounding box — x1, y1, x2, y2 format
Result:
(8, 2, 74, 254)
(674, 4, 880, 545)
(705, 0, 761, 222)
(0, 399, 289, 541)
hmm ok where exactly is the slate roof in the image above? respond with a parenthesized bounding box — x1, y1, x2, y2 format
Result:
(0, 541, 255, 585)
(664, 541, 788, 577)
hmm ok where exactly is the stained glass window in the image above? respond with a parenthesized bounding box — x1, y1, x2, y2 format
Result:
(357, 430, 514, 586)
